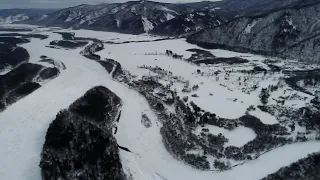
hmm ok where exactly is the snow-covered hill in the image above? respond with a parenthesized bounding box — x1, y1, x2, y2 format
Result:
(0, 25, 319, 180)
(151, 10, 227, 36)
(0, 9, 57, 24)
(0, 14, 29, 24)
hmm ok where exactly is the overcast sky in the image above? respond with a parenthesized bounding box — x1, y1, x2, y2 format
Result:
(0, 0, 221, 9)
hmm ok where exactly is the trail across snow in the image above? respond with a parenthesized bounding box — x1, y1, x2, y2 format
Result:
(0, 29, 320, 180)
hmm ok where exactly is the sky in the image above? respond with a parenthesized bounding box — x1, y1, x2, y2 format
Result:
(0, 0, 221, 9)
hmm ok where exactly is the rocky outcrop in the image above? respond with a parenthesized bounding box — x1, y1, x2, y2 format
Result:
(187, 1, 320, 63)
(40, 86, 126, 180)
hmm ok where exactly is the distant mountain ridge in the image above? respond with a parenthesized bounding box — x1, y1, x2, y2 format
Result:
(24, 1, 225, 35)
(150, 9, 227, 36)
(0, 9, 57, 24)
(4, 0, 320, 38)
(0, 14, 29, 24)
(187, 0, 320, 63)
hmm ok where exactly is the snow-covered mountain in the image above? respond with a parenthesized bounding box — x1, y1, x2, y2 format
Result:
(0, 9, 57, 24)
(151, 10, 227, 36)
(1, 20, 320, 180)
(29, 1, 225, 35)
(1, 1, 320, 180)
(211, 0, 320, 19)
(0, 14, 29, 24)
(188, 0, 320, 63)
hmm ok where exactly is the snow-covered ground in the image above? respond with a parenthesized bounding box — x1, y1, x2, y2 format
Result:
(59, 29, 164, 43)
(194, 125, 256, 147)
(96, 39, 265, 119)
(0, 26, 319, 180)
(0, 23, 39, 29)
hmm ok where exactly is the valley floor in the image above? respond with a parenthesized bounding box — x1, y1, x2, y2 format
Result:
(0, 25, 319, 180)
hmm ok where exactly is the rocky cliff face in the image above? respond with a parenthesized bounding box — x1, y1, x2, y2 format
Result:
(187, 1, 320, 63)
(40, 86, 125, 180)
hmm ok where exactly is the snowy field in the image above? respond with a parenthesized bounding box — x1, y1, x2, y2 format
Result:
(0, 26, 320, 180)
(61, 29, 166, 43)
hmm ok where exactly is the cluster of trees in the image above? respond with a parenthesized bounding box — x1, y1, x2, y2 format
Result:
(124, 67, 312, 172)
(260, 88, 271, 105)
(135, 78, 175, 106)
(0, 41, 29, 71)
(302, 76, 320, 87)
(181, 80, 199, 94)
(298, 106, 320, 130)
(49, 40, 88, 49)
(138, 65, 187, 86)
(165, 50, 183, 59)
(160, 121, 211, 170)
(134, 82, 218, 170)
(80, 42, 104, 60)
(0, 63, 57, 112)
(262, 152, 320, 180)
(141, 114, 152, 128)
(259, 84, 280, 105)
(41, 86, 126, 180)
(213, 160, 229, 171)
(311, 96, 320, 106)
(272, 11, 300, 50)
(217, 116, 291, 162)
(206, 133, 228, 147)
(285, 70, 320, 95)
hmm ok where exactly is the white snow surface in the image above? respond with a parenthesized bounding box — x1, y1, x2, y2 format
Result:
(0, 23, 38, 29)
(116, 19, 121, 28)
(244, 20, 259, 34)
(158, 5, 179, 15)
(249, 108, 278, 124)
(197, 12, 206, 16)
(165, 13, 175, 21)
(141, 17, 154, 32)
(194, 125, 256, 147)
(0, 26, 320, 180)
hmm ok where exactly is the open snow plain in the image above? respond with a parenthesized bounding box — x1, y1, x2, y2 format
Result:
(0, 25, 320, 180)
